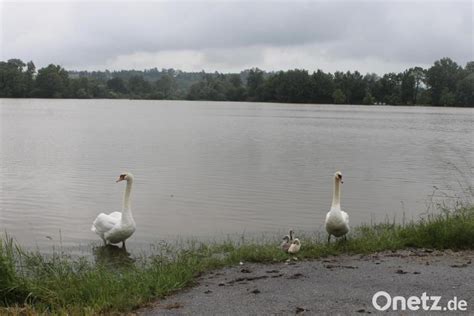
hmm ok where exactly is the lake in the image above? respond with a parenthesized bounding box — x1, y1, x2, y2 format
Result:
(0, 99, 473, 253)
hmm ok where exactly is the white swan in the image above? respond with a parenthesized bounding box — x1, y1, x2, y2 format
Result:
(91, 172, 136, 248)
(288, 238, 301, 254)
(325, 171, 349, 243)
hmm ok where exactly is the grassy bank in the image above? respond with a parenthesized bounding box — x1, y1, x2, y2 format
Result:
(1, 205, 473, 314)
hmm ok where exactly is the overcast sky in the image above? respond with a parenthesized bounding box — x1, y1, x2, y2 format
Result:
(1, 0, 472, 74)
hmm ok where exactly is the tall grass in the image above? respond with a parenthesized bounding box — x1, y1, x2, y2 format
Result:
(1, 205, 473, 314)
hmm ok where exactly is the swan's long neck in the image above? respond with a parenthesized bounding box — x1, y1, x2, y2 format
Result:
(331, 178, 341, 209)
(121, 178, 134, 224)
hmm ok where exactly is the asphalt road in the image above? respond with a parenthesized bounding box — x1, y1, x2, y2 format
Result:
(139, 249, 473, 315)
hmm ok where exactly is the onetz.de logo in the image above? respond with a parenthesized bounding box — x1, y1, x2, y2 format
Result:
(372, 291, 468, 312)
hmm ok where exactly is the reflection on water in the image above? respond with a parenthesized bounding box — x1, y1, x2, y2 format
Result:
(93, 244, 134, 267)
(0, 99, 473, 254)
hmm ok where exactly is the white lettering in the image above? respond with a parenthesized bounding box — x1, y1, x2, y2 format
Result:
(458, 300, 467, 311)
(430, 295, 442, 311)
(421, 292, 430, 310)
(372, 291, 391, 311)
(407, 296, 420, 310)
(447, 297, 458, 311)
(392, 296, 407, 311)
(372, 292, 466, 312)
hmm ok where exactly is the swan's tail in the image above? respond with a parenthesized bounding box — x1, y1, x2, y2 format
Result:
(91, 215, 103, 233)
(91, 216, 99, 232)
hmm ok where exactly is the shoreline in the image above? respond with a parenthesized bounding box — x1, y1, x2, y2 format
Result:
(1, 97, 474, 108)
(1, 205, 473, 314)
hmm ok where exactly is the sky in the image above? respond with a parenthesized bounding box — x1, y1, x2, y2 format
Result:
(1, 0, 472, 74)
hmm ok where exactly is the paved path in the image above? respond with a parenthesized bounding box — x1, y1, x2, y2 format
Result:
(139, 249, 473, 315)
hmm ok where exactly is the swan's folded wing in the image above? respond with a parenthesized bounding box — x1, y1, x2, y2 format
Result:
(108, 212, 122, 220)
(325, 212, 331, 222)
(341, 210, 349, 224)
(91, 213, 120, 233)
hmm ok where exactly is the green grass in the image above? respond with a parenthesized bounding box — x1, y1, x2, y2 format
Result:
(1, 205, 473, 314)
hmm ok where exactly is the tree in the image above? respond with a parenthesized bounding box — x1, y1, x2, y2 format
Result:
(454, 61, 474, 107)
(88, 79, 109, 98)
(333, 71, 349, 102)
(411, 67, 426, 104)
(127, 75, 151, 97)
(400, 70, 416, 104)
(0, 56, 472, 106)
(0, 59, 27, 97)
(107, 77, 128, 94)
(225, 74, 246, 101)
(455, 73, 474, 106)
(332, 89, 346, 104)
(246, 68, 265, 101)
(333, 71, 366, 104)
(349, 71, 367, 104)
(311, 70, 335, 103)
(363, 73, 379, 103)
(261, 69, 313, 103)
(68, 77, 92, 98)
(35, 64, 69, 98)
(362, 92, 375, 105)
(187, 81, 206, 100)
(374, 73, 401, 104)
(439, 87, 456, 106)
(462, 61, 474, 76)
(426, 58, 462, 106)
(155, 74, 177, 99)
(186, 74, 228, 101)
(25, 61, 36, 96)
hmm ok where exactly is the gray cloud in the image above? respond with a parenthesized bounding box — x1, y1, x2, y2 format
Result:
(1, 0, 472, 74)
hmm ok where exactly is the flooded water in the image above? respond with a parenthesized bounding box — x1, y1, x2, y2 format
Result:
(0, 99, 473, 253)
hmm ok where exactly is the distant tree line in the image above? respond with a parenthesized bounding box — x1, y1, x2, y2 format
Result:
(0, 57, 472, 106)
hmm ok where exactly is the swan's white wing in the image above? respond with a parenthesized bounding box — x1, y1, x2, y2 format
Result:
(108, 212, 122, 220)
(341, 210, 349, 225)
(91, 212, 121, 234)
(341, 210, 350, 234)
(325, 211, 331, 222)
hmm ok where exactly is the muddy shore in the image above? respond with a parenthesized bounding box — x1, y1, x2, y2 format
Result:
(139, 249, 473, 315)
